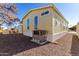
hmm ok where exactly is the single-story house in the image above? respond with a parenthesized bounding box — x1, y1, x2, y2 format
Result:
(3, 29, 9, 34)
(22, 4, 69, 44)
(14, 24, 22, 34)
(76, 23, 79, 33)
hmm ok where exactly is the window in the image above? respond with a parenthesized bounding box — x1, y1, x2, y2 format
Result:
(55, 20, 57, 26)
(34, 16, 38, 30)
(27, 19, 30, 29)
(41, 11, 49, 16)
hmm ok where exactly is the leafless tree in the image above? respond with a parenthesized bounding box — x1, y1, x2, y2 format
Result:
(0, 3, 17, 29)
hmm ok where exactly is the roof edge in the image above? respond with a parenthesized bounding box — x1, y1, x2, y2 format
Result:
(22, 4, 69, 24)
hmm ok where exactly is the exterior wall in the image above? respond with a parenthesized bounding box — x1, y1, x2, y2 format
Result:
(51, 7, 68, 42)
(23, 7, 53, 37)
(22, 6, 68, 42)
(52, 9, 68, 34)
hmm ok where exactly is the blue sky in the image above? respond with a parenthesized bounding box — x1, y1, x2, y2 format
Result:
(16, 3, 79, 27)
(16, 3, 49, 20)
(55, 3, 79, 27)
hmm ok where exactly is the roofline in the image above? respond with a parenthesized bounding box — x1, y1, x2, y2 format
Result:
(22, 4, 69, 24)
(22, 5, 52, 20)
(51, 4, 69, 24)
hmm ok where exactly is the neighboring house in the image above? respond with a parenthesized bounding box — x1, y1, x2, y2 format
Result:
(3, 29, 9, 34)
(22, 4, 69, 43)
(69, 25, 76, 31)
(0, 20, 9, 34)
(15, 24, 22, 34)
(76, 23, 79, 33)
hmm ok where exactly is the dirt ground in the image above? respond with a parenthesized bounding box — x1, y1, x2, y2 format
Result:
(0, 33, 78, 56)
(16, 33, 72, 56)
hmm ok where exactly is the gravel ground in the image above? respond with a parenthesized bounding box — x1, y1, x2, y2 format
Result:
(0, 33, 78, 56)
(16, 33, 73, 56)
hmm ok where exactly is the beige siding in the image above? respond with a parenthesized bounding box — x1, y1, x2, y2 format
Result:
(52, 9, 68, 34)
(23, 7, 53, 35)
(22, 6, 68, 38)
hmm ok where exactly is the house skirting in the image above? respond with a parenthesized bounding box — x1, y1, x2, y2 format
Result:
(23, 32, 32, 37)
(47, 31, 68, 42)
(23, 31, 67, 42)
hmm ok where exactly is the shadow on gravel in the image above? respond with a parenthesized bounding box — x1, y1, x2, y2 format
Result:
(0, 34, 50, 56)
(71, 34, 79, 56)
